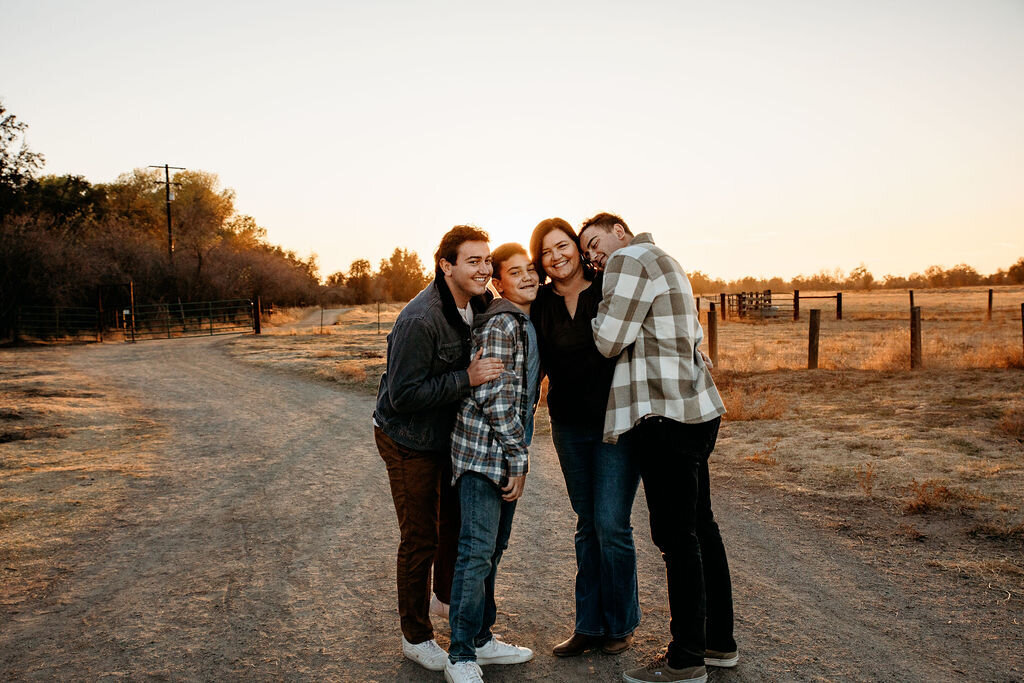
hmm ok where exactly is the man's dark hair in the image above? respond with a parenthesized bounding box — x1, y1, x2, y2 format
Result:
(491, 242, 528, 280)
(580, 212, 632, 237)
(529, 217, 584, 284)
(434, 225, 490, 267)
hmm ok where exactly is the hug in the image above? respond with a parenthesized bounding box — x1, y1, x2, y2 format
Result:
(373, 213, 735, 683)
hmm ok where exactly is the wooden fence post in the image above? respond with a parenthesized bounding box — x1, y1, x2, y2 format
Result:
(808, 309, 821, 369)
(695, 296, 701, 312)
(987, 289, 993, 322)
(909, 289, 914, 310)
(910, 306, 922, 369)
(129, 280, 136, 343)
(720, 293, 727, 320)
(836, 292, 843, 320)
(793, 289, 800, 321)
(97, 289, 104, 343)
(707, 308, 719, 368)
(253, 296, 262, 335)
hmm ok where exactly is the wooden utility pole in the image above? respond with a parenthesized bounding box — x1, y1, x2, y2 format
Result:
(150, 164, 185, 262)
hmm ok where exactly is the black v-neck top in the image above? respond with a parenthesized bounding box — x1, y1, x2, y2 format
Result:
(530, 273, 616, 429)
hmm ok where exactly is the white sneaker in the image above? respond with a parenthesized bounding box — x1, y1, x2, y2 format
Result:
(445, 659, 484, 682)
(430, 593, 450, 620)
(402, 636, 448, 671)
(475, 636, 534, 665)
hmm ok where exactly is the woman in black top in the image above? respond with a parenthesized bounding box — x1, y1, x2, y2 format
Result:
(529, 218, 641, 657)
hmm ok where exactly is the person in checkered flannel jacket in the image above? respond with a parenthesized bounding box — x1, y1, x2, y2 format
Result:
(581, 213, 737, 683)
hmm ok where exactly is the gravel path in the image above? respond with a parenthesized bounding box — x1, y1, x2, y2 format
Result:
(1, 336, 1020, 680)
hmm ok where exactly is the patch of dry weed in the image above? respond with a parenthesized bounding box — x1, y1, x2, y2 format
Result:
(996, 407, 1024, 440)
(903, 479, 985, 515)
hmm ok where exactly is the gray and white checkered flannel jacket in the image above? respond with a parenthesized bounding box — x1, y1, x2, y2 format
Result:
(592, 233, 726, 443)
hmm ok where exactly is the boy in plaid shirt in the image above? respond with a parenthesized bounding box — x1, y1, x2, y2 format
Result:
(581, 213, 736, 683)
(445, 243, 541, 683)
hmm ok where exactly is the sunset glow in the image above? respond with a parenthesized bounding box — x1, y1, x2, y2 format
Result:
(3, 0, 1021, 281)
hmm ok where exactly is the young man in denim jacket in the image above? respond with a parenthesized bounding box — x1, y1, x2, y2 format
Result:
(373, 225, 504, 673)
(443, 243, 541, 683)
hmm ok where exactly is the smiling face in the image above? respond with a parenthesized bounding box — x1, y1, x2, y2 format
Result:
(580, 223, 631, 272)
(494, 252, 538, 312)
(441, 240, 492, 307)
(539, 229, 583, 284)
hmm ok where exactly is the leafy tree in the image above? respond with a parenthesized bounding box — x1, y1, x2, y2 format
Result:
(346, 258, 375, 304)
(378, 247, 429, 301)
(1008, 258, 1024, 284)
(846, 264, 874, 290)
(1, 101, 46, 216)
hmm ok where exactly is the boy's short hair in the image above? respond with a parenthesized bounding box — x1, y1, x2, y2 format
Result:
(491, 242, 528, 280)
(580, 212, 632, 237)
(435, 225, 490, 267)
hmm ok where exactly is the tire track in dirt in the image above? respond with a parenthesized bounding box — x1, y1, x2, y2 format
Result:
(1, 337, 1020, 680)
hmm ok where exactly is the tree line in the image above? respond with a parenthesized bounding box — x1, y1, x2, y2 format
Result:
(3, 100, 1020, 337)
(688, 259, 1024, 295)
(0, 101, 429, 338)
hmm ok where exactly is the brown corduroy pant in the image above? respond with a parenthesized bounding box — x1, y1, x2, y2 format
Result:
(375, 426, 460, 643)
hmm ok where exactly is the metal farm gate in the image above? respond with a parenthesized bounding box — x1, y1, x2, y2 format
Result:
(12, 306, 102, 342)
(123, 299, 255, 341)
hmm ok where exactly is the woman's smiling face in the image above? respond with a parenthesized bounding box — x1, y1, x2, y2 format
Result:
(540, 229, 583, 283)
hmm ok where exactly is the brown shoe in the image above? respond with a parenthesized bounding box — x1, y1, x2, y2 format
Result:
(553, 632, 603, 657)
(601, 634, 633, 655)
(622, 661, 707, 683)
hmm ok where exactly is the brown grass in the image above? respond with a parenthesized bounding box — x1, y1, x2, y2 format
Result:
(717, 375, 785, 421)
(745, 442, 779, 466)
(229, 304, 398, 392)
(0, 352, 158, 607)
(903, 479, 986, 515)
(996, 407, 1024, 440)
(856, 463, 876, 497)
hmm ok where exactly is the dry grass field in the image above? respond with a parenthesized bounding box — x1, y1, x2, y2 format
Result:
(230, 290, 1024, 600)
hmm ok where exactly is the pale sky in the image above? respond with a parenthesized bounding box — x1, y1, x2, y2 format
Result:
(3, 0, 1022, 281)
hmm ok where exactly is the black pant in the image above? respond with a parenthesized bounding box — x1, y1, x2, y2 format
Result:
(629, 415, 735, 668)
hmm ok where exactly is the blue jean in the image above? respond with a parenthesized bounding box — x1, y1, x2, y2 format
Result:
(448, 472, 518, 662)
(551, 420, 641, 638)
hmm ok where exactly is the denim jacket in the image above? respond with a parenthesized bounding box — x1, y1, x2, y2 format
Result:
(373, 268, 492, 452)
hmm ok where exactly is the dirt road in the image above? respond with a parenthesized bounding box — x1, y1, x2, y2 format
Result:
(1, 337, 1021, 680)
